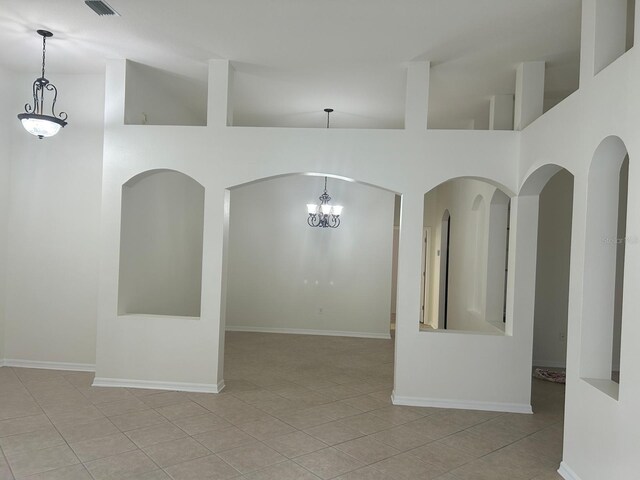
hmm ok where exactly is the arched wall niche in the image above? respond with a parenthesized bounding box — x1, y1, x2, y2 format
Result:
(421, 176, 513, 333)
(581, 135, 629, 399)
(220, 171, 400, 361)
(118, 169, 205, 318)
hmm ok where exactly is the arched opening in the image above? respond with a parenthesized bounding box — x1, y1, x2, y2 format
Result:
(222, 173, 398, 403)
(118, 169, 205, 317)
(422, 178, 513, 333)
(581, 136, 629, 399)
(515, 163, 574, 476)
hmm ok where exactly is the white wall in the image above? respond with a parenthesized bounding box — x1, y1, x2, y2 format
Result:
(95, 58, 528, 406)
(226, 175, 394, 338)
(125, 61, 207, 126)
(3, 73, 104, 366)
(423, 178, 508, 333)
(118, 170, 205, 317)
(2, 9, 640, 477)
(611, 157, 628, 374)
(532, 169, 573, 368)
(0, 67, 11, 362)
(519, 3, 640, 471)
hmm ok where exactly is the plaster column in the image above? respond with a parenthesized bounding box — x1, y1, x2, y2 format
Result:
(594, 0, 628, 74)
(103, 59, 127, 127)
(581, 0, 629, 84)
(207, 60, 234, 127)
(489, 94, 514, 130)
(514, 62, 545, 131)
(404, 61, 430, 130)
(503, 195, 540, 406)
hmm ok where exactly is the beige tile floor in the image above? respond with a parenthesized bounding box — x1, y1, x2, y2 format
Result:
(0, 332, 565, 479)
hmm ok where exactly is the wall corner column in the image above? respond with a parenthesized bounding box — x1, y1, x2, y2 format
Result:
(489, 94, 514, 130)
(404, 61, 430, 130)
(581, 0, 629, 85)
(104, 59, 127, 128)
(514, 62, 545, 131)
(207, 60, 234, 128)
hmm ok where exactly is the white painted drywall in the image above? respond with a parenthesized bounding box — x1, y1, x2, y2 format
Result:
(1, 8, 639, 477)
(125, 61, 207, 126)
(3, 73, 104, 366)
(96, 58, 529, 406)
(422, 178, 508, 333)
(612, 157, 628, 374)
(0, 67, 11, 361)
(532, 169, 573, 368)
(226, 175, 394, 337)
(118, 170, 205, 317)
(518, 1, 640, 471)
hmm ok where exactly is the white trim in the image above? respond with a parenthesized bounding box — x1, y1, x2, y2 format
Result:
(391, 391, 533, 414)
(3, 359, 95, 372)
(558, 461, 582, 480)
(92, 377, 225, 394)
(226, 326, 391, 340)
(0, 359, 5, 367)
(533, 360, 567, 369)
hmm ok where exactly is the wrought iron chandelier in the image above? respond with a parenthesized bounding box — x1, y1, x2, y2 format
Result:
(17, 30, 68, 139)
(307, 176, 343, 228)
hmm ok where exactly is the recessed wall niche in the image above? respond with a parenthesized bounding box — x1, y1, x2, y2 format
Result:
(124, 61, 207, 126)
(581, 136, 629, 399)
(118, 170, 205, 317)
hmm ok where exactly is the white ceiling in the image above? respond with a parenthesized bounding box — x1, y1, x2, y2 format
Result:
(0, 0, 582, 129)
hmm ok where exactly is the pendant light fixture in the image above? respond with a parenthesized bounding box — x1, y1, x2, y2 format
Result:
(306, 109, 343, 228)
(17, 30, 68, 139)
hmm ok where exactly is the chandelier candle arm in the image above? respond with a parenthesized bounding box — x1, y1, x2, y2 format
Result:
(17, 30, 68, 139)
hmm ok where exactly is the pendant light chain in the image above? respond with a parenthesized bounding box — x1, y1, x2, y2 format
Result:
(41, 34, 47, 79)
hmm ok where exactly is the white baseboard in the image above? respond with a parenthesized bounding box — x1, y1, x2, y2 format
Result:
(93, 377, 225, 394)
(3, 359, 95, 372)
(391, 391, 533, 414)
(558, 461, 582, 480)
(226, 325, 391, 340)
(533, 360, 567, 369)
(0, 359, 5, 367)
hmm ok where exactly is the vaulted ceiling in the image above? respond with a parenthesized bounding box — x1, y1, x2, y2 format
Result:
(0, 0, 582, 129)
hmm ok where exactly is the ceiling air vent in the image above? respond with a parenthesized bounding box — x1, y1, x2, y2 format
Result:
(85, 0, 120, 16)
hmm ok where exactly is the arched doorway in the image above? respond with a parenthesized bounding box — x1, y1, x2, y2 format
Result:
(221, 173, 400, 414)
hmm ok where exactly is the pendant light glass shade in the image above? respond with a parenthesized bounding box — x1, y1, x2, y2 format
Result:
(18, 113, 65, 138)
